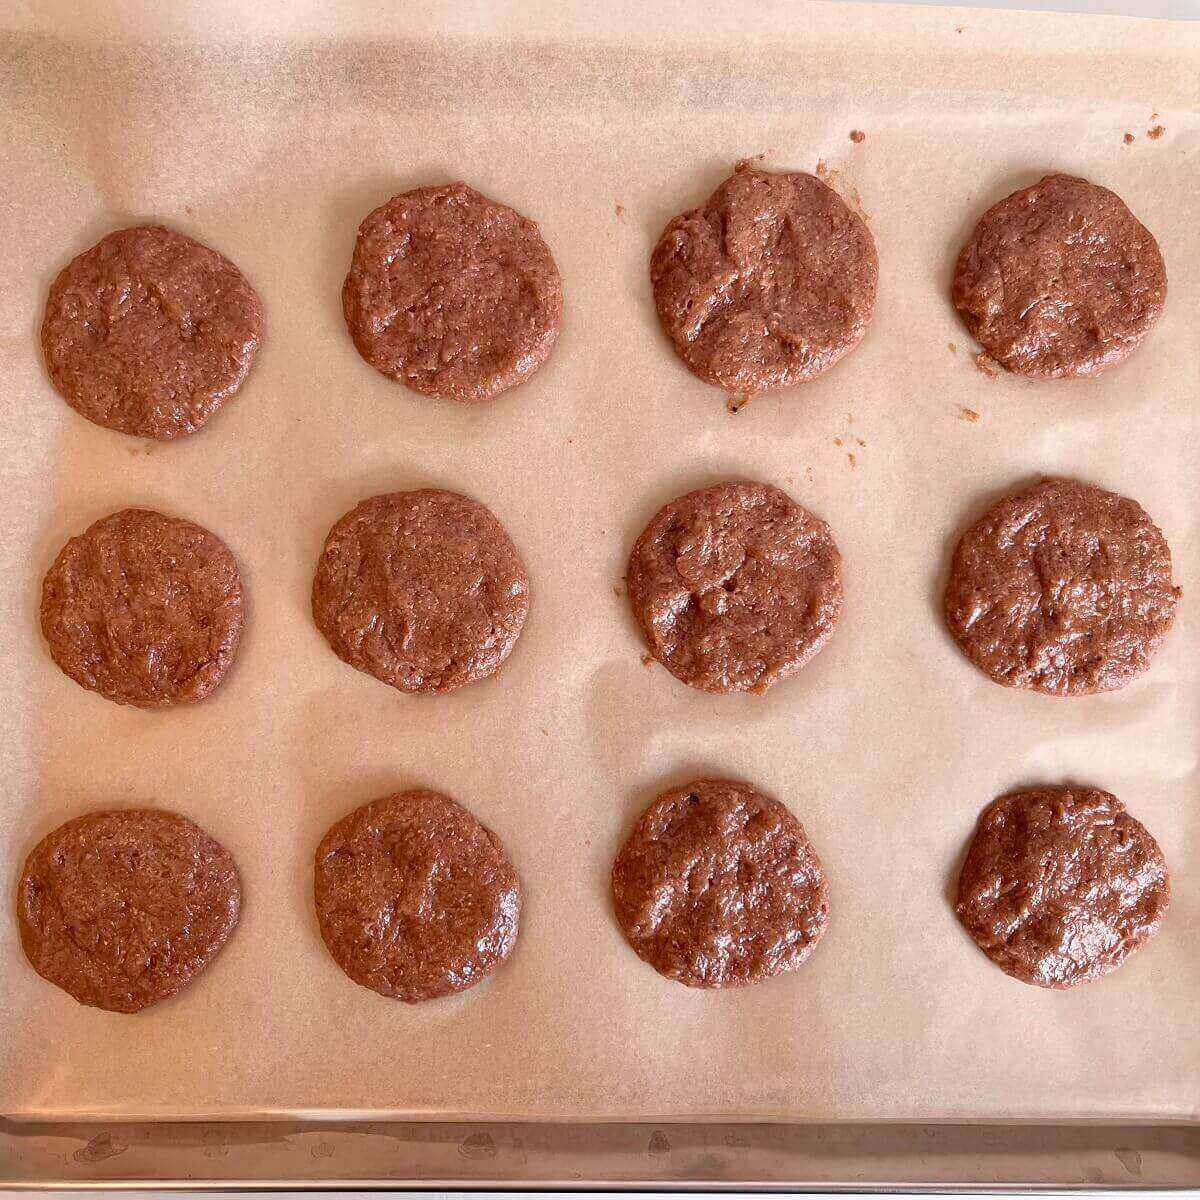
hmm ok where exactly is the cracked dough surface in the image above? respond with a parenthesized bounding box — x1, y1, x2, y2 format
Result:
(626, 480, 842, 694)
(17, 809, 241, 1013)
(955, 786, 1169, 989)
(41, 225, 263, 439)
(952, 173, 1166, 378)
(312, 489, 529, 694)
(944, 478, 1178, 696)
(650, 162, 877, 395)
(314, 790, 521, 1003)
(612, 778, 829, 989)
(342, 182, 562, 401)
(40, 507, 244, 708)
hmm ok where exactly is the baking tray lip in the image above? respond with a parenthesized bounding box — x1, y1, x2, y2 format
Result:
(4, 1118, 1199, 1191)
(3, 1184, 1199, 1194)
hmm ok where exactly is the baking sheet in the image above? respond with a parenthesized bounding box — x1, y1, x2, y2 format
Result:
(1, 0, 1199, 1125)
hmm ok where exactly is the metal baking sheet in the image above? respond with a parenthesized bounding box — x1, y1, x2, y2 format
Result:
(2, 0, 1200, 1186)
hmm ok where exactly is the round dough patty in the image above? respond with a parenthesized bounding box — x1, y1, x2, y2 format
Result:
(650, 162, 877, 395)
(626, 481, 842, 693)
(952, 174, 1166, 378)
(312, 489, 529, 694)
(17, 809, 241, 1012)
(944, 478, 1179, 695)
(612, 779, 829, 988)
(42, 225, 263, 439)
(41, 508, 245, 708)
(342, 182, 562, 401)
(314, 790, 521, 1002)
(956, 786, 1169, 989)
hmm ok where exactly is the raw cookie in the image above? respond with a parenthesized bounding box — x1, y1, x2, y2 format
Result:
(650, 161, 877, 395)
(944, 478, 1179, 695)
(41, 508, 244, 708)
(626, 480, 842, 693)
(612, 778, 829, 988)
(342, 182, 562, 400)
(17, 809, 241, 1012)
(952, 174, 1166, 378)
(314, 790, 521, 1002)
(955, 785, 1169, 989)
(41, 225, 263, 439)
(312, 488, 529, 694)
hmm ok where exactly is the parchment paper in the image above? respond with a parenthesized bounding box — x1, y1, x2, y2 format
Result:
(1, 0, 1198, 1124)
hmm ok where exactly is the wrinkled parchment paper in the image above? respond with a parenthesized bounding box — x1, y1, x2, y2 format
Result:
(1, 0, 1198, 1123)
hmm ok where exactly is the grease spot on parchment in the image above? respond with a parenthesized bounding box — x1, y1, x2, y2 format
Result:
(648, 1129, 672, 1156)
(73, 1132, 126, 1163)
(458, 1131, 497, 1160)
(1114, 1147, 1143, 1177)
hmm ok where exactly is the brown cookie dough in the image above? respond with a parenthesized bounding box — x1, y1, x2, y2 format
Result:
(342, 182, 562, 401)
(41, 508, 244, 708)
(944, 478, 1179, 696)
(952, 174, 1166, 378)
(41, 225, 263, 439)
(312, 489, 529, 694)
(314, 790, 521, 1002)
(626, 481, 842, 694)
(956, 786, 1169, 989)
(17, 809, 241, 1013)
(650, 162, 877, 395)
(612, 779, 829, 988)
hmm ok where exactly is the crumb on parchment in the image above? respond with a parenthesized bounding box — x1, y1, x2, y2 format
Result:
(961, 407, 981, 423)
(975, 352, 1001, 380)
(849, 130, 866, 144)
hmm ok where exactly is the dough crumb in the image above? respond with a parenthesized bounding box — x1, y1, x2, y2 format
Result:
(856, 437, 866, 447)
(1124, 132, 1136, 145)
(849, 130, 866, 144)
(727, 393, 750, 414)
(615, 203, 625, 218)
(847, 452, 857, 469)
(975, 352, 1001, 379)
(961, 407, 981, 423)
(641, 654, 654, 668)
(613, 583, 623, 597)
(833, 437, 844, 446)
(948, 341, 957, 353)
(1148, 124, 1166, 140)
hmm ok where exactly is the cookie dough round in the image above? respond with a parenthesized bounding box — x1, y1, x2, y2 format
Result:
(314, 790, 522, 1002)
(312, 489, 528, 694)
(612, 779, 829, 988)
(952, 174, 1166, 378)
(342, 182, 562, 401)
(626, 481, 842, 693)
(41, 225, 263, 439)
(956, 786, 1169, 989)
(41, 508, 245, 708)
(650, 162, 877, 394)
(17, 809, 241, 1012)
(944, 478, 1178, 695)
